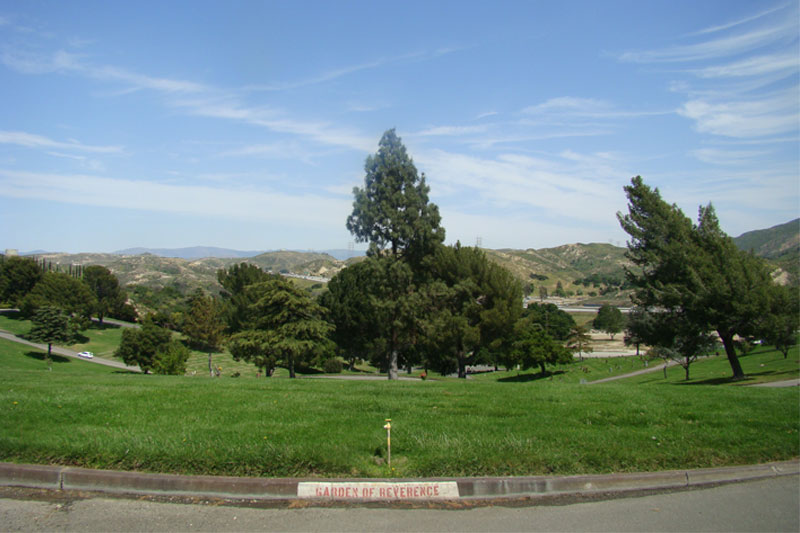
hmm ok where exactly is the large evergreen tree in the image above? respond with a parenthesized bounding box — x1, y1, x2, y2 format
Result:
(115, 320, 173, 373)
(346, 128, 445, 265)
(27, 306, 76, 370)
(83, 265, 126, 325)
(425, 243, 522, 378)
(618, 176, 775, 379)
(344, 129, 446, 379)
(228, 277, 333, 378)
(20, 272, 96, 321)
(183, 289, 226, 377)
(0, 256, 43, 307)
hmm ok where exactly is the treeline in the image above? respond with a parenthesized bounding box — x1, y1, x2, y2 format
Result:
(0, 256, 135, 323)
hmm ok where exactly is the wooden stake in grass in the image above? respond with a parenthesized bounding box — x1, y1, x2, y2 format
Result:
(383, 419, 392, 468)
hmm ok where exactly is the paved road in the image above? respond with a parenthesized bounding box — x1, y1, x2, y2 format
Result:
(0, 331, 139, 372)
(1, 475, 796, 532)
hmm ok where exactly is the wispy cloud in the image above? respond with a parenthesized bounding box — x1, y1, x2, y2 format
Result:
(684, 2, 789, 37)
(689, 52, 798, 79)
(2, 47, 375, 152)
(619, 21, 796, 63)
(678, 86, 799, 138)
(418, 148, 630, 225)
(416, 125, 487, 137)
(0, 130, 122, 153)
(619, 3, 799, 143)
(0, 168, 350, 227)
(523, 96, 671, 119)
(691, 147, 771, 165)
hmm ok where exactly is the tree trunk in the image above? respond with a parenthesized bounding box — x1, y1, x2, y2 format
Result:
(457, 352, 466, 379)
(684, 360, 690, 381)
(388, 349, 398, 380)
(388, 326, 399, 380)
(208, 352, 214, 377)
(663, 363, 668, 379)
(719, 332, 745, 380)
(289, 356, 296, 379)
(539, 361, 547, 375)
(47, 343, 52, 371)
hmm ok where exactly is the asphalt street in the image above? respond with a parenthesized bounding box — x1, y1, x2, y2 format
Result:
(1, 475, 797, 532)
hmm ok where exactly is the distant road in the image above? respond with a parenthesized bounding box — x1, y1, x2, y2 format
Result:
(0, 330, 140, 372)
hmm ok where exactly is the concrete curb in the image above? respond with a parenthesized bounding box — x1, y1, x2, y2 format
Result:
(1, 460, 797, 502)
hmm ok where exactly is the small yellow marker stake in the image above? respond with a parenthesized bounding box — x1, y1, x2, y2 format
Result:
(383, 419, 392, 468)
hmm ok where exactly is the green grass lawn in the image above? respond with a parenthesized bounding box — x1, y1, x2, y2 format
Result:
(620, 344, 799, 386)
(2, 338, 797, 479)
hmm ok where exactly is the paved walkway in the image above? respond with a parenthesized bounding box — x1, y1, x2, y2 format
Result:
(586, 360, 679, 384)
(751, 378, 800, 387)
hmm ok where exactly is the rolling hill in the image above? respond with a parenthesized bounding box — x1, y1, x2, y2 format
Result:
(18, 218, 798, 312)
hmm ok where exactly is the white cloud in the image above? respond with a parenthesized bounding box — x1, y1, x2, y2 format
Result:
(0, 130, 122, 153)
(416, 125, 487, 137)
(619, 22, 796, 63)
(523, 97, 670, 119)
(690, 52, 798, 79)
(418, 148, 630, 227)
(0, 168, 350, 228)
(678, 87, 799, 138)
(691, 147, 770, 165)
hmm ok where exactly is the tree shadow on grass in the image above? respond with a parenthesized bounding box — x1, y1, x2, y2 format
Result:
(295, 365, 324, 375)
(24, 351, 71, 364)
(673, 369, 794, 386)
(498, 370, 566, 383)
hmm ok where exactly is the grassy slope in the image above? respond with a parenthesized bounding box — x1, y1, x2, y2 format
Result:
(621, 345, 799, 386)
(1, 338, 797, 479)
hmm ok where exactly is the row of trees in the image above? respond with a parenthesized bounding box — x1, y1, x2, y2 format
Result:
(0, 256, 138, 370)
(161, 131, 586, 380)
(0, 256, 135, 323)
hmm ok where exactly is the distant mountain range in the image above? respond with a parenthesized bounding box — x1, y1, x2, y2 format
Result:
(112, 246, 365, 261)
(9, 219, 797, 310)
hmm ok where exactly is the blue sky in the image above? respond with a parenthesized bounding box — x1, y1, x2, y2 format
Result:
(0, 0, 797, 253)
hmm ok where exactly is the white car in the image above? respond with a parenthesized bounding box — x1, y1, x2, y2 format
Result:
(77, 351, 94, 359)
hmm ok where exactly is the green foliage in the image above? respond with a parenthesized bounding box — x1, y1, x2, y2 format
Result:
(593, 304, 625, 339)
(217, 263, 272, 333)
(127, 284, 186, 320)
(83, 265, 131, 323)
(115, 320, 173, 373)
(322, 357, 343, 373)
(152, 341, 191, 375)
(26, 306, 78, 367)
(0, 256, 43, 306)
(20, 272, 96, 321)
(507, 316, 573, 375)
(567, 324, 593, 360)
(760, 284, 800, 358)
(422, 244, 521, 377)
(524, 303, 576, 340)
(227, 276, 334, 378)
(320, 259, 382, 370)
(346, 128, 445, 266)
(182, 289, 226, 375)
(618, 176, 776, 379)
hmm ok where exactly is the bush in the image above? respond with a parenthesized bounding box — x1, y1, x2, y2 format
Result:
(152, 341, 191, 375)
(323, 358, 343, 373)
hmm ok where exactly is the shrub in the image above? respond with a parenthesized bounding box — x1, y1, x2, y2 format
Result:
(323, 358, 343, 373)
